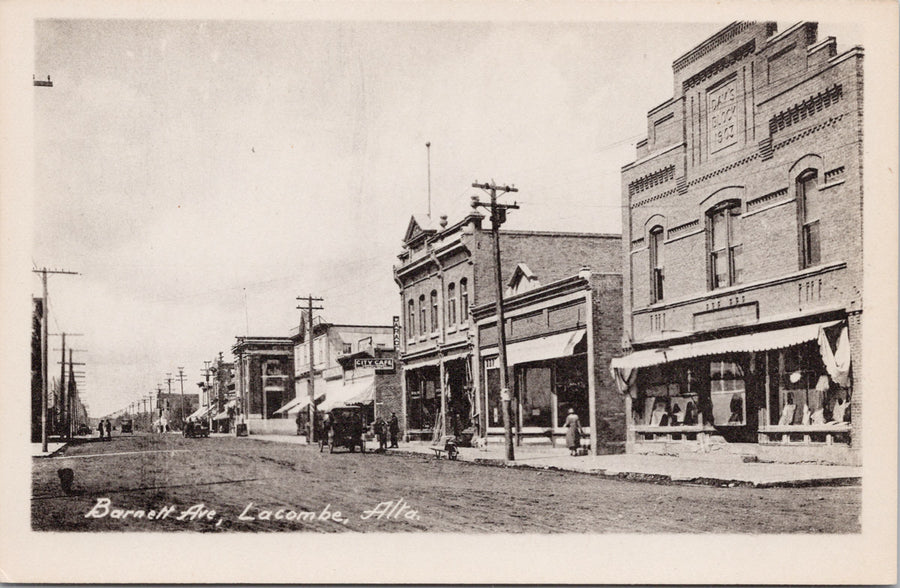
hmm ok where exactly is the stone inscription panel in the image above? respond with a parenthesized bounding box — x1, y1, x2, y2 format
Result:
(707, 78, 738, 154)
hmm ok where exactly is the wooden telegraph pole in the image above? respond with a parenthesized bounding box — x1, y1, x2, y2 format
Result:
(296, 294, 323, 443)
(470, 181, 519, 462)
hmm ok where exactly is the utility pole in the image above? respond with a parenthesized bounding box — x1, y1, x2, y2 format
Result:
(33, 267, 78, 452)
(471, 181, 519, 461)
(203, 360, 212, 430)
(296, 294, 323, 443)
(52, 335, 84, 440)
(176, 367, 187, 429)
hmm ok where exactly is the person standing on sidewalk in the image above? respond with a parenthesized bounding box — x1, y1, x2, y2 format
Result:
(564, 408, 583, 456)
(388, 413, 399, 448)
(374, 416, 388, 452)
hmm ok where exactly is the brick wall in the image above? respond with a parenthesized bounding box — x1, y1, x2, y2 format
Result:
(592, 274, 625, 452)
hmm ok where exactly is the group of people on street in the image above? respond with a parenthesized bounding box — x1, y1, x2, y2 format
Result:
(96, 419, 112, 441)
(371, 413, 400, 452)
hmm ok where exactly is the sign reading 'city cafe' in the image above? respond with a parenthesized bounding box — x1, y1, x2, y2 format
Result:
(353, 358, 395, 372)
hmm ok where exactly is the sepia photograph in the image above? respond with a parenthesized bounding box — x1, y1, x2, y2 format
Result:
(1, 0, 896, 584)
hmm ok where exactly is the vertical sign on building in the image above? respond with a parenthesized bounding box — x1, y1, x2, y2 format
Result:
(707, 77, 738, 154)
(392, 316, 401, 349)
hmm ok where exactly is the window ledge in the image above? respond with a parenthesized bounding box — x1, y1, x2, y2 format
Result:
(430, 331, 440, 339)
(458, 322, 469, 330)
(446, 325, 458, 334)
(418, 336, 428, 342)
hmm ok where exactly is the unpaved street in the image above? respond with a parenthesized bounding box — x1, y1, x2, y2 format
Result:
(32, 433, 860, 533)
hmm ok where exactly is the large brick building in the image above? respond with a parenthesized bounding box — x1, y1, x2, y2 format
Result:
(394, 211, 621, 442)
(612, 22, 863, 465)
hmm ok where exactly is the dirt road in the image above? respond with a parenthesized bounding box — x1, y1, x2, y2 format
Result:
(32, 433, 860, 533)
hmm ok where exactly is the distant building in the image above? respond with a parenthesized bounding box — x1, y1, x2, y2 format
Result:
(232, 337, 295, 435)
(394, 211, 621, 442)
(612, 22, 862, 465)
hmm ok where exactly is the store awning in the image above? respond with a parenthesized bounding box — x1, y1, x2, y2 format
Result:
(274, 392, 325, 415)
(319, 378, 375, 411)
(610, 320, 842, 371)
(485, 329, 586, 367)
(344, 380, 376, 405)
(212, 399, 237, 420)
(187, 405, 213, 420)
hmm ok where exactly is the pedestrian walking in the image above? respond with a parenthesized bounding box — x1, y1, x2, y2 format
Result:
(374, 416, 387, 452)
(97, 421, 104, 440)
(388, 412, 400, 448)
(564, 408, 583, 456)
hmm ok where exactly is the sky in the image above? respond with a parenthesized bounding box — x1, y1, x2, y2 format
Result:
(32, 17, 861, 417)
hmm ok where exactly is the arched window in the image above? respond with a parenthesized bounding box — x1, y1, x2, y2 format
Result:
(418, 294, 426, 336)
(459, 278, 469, 323)
(430, 290, 439, 333)
(798, 170, 821, 268)
(407, 299, 415, 339)
(649, 226, 665, 303)
(447, 282, 457, 325)
(708, 200, 743, 289)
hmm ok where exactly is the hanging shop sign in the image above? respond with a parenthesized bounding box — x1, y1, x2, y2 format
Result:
(354, 358, 395, 372)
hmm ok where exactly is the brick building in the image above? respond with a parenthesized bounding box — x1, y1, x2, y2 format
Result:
(394, 211, 621, 442)
(472, 267, 623, 453)
(284, 320, 399, 436)
(611, 22, 863, 465)
(232, 336, 295, 435)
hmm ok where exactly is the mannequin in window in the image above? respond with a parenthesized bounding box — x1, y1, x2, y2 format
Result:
(830, 395, 850, 424)
(649, 399, 668, 426)
(669, 404, 683, 426)
(778, 393, 796, 426)
(682, 401, 698, 426)
(728, 394, 744, 424)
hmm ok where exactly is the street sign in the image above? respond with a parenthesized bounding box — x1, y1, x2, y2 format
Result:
(354, 358, 395, 372)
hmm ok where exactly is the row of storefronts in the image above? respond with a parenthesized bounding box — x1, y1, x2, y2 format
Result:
(214, 22, 862, 467)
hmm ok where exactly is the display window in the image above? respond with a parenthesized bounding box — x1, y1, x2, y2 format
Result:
(709, 359, 745, 426)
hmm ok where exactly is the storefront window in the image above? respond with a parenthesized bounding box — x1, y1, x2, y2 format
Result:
(407, 367, 440, 430)
(709, 360, 745, 425)
(555, 356, 589, 428)
(519, 366, 552, 428)
(634, 362, 700, 427)
(486, 364, 502, 427)
(774, 342, 846, 426)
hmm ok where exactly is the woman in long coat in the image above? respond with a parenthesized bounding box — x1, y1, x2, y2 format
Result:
(564, 408, 583, 455)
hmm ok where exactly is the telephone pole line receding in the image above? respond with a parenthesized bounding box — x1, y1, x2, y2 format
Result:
(470, 181, 519, 462)
(297, 294, 323, 443)
(33, 266, 79, 453)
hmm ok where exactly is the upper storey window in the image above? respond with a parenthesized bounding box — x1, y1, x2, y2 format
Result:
(798, 170, 821, 268)
(649, 226, 665, 303)
(708, 201, 743, 289)
(447, 282, 457, 325)
(418, 294, 426, 336)
(459, 279, 469, 323)
(430, 290, 439, 334)
(407, 299, 415, 339)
